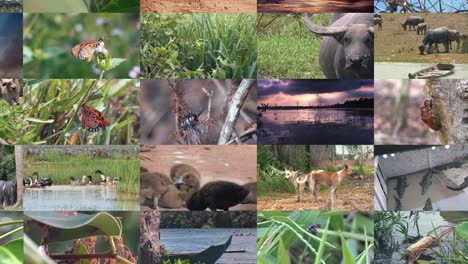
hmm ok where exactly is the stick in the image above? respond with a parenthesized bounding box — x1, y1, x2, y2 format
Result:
(217, 80, 254, 144)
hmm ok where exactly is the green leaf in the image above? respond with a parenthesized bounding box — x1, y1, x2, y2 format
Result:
(24, 0, 88, 12)
(455, 221, 468, 240)
(24, 211, 122, 244)
(340, 231, 356, 264)
(25, 118, 54, 124)
(277, 238, 289, 264)
(97, 0, 140, 13)
(0, 238, 23, 264)
(314, 217, 330, 264)
(107, 58, 127, 71)
(24, 235, 55, 264)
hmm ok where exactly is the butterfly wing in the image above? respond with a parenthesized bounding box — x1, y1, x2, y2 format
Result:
(80, 105, 110, 132)
(72, 40, 99, 63)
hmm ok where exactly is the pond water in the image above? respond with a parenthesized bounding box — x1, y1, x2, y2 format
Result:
(257, 0, 373, 12)
(23, 185, 139, 211)
(374, 212, 468, 263)
(375, 62, 468, 79)
(258, 108, 373, 144)
(161, 228, 256, 264)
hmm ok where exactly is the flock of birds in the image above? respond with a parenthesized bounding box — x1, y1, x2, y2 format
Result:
(23, 170, 119, 188)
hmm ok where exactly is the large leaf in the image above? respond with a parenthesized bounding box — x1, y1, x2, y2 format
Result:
(23, 235, 55, 264)
(94, 0, 139, 12)
(24, 212, 122, 244)
(455, 221, 468, 240)
(0, 238, 23, 264)
(24, 0, 88, 12)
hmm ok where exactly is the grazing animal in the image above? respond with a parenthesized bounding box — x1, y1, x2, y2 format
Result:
(416, 23, 427, 35)
(309, 164, 353, 206)
(241, 182, 257, 204)
(170, 164, 201, 201)
(140, 171, 184, 209)
(401, 16, 424, 31)
(373, 14, 382, 19)
(284, 168, 310, 202)
(0, 79, 21, 106)
(448, 29, 461, 50)
(304, 13, 374, 79)
(186, 181, 249, 211)
(418, 27, 450, 55)
(374, 17, 382, 30)
(0, 179, 17, 206)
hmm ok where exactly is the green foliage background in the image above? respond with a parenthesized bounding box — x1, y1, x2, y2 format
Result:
(141, 13, 257, 79)
(23, 13, 140, 78)
(0, 145, 15, 181)
(257, 14, 329, 79)
(23, 0, 139, 13)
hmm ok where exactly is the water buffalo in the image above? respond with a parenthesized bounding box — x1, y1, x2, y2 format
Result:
(374, 17, 382, 30)
(418, 27, 450, 55)
(304, 13, 374, 79)
(448, 29, 461, 50)
(401, 16, 424, 31)
(416, 23, 427, 35)
(0, 179, 17, 207)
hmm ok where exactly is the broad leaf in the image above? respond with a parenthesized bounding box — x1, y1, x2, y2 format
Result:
(455, 221, 468, 240)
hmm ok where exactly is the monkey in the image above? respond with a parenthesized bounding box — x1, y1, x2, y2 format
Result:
(140, 171, 184, 209)
(170, 164, 201, 201)
(241, 182, 257, 204)
(186, 181, 249, 211)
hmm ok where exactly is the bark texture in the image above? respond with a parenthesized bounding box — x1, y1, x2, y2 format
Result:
(140, 211, 163, 263)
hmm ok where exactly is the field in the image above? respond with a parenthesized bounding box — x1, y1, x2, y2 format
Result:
(23, 13, 140, 78)
(375, 13, 468, 63)
(141, 0, 256, 12)
(257, 14, 329, 79)
(141, 13, 256, 79)
(23, 146, 139, 194)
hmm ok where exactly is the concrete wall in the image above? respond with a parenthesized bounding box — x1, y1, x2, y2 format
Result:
(377, 145, 468, 179)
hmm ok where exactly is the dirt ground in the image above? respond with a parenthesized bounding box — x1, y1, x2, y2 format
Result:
(141, 145, 257, 211)
(141, 0, 256, 13)
(258, 175, 374, 211)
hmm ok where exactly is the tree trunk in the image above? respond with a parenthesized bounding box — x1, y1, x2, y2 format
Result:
(14, 145, 23, 207)
(140, 211, 164, 263)
(427, 80, 468, 144)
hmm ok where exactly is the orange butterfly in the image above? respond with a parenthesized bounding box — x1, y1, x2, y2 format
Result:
(71, 37, 104, 63)
(79, 104, 110, 132)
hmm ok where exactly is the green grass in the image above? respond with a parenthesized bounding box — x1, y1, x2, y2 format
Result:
(257, 14, 329, 79)
(141, 13, 257, 79)
(0, 100, 24, 145)
(21, 79, 139, 145)
(23, 13, 140, 78)
(24, 148, 139, 194)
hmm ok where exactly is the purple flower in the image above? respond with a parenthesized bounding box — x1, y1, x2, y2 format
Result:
(128, 66, 140, 78)
(92, 64, 101, 75)
(96, 18, 105, 26)
(112, 27, 122, 36)
(75, 24, 83, 32)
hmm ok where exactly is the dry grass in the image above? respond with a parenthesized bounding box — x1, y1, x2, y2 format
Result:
(375, 13, 468, 63)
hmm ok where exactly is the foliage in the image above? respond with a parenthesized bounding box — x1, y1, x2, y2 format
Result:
(141, 13, 257, 79)
(0, 145, 15, 180)
(257, 14, 330, 79)
(24, 211, 138, 264)
(160, 212, 256, 228)
(22, 79, 139, 145)
(257, 211, 374, 263)
(0, 100, 24, 145)
(0, 213, 23, 264)
(24, 146, 139, 194)
(23, 0, 139, 12)
(23, 13, 139, 78)
(0, 3, 22, 13)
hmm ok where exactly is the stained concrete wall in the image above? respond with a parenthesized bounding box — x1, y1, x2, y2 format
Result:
(377, 145, 468, 179)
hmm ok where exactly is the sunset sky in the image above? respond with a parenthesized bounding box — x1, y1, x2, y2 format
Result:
(257, 79, 374, 106)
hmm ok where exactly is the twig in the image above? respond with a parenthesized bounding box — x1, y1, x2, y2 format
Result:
(217, 79, 254, 144)
(201, 87, 213, 119)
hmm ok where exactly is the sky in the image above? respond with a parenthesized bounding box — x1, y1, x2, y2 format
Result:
(257, 79, 374, 106)
(374, 0, 466, 12)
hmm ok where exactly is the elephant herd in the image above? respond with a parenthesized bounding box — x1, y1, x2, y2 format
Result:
(0, 178, 17, 208)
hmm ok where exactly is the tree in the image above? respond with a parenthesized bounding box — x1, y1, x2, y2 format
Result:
(14, 145, 23, 207)
(140, 211, 164, 263)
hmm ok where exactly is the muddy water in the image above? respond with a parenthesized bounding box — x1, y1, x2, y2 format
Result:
(374, 212, 467, 264)
(375, 62, 468, 79)
(161, 228, 256, 264)
(387, 166, 468, 210)
(24, 185, 139, 211)
(257, 0, 373, 13)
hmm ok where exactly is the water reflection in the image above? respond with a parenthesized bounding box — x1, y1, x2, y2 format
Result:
(24, 185, 139, 211)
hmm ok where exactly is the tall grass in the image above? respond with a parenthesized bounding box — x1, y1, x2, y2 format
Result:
(141, 13, 257, 79)
(257, 14, 329, 79)
(24, 148, 139, 194)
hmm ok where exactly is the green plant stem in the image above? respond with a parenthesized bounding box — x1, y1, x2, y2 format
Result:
(319, 229, 374, 242)
(0, 226, 23, 240)
(0, 220, 23, 227)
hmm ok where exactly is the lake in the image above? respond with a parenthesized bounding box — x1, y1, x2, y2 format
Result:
(374, 211, 468, 263)
(23, 185, 139, 211)
(161, 228, 256, 264)
(258, 108, 373, 144)
(375, 62, 468, 79)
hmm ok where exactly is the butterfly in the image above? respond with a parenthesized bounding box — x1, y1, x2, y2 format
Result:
(79, 104, 110, 132)
(71, 37, 104, 63)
